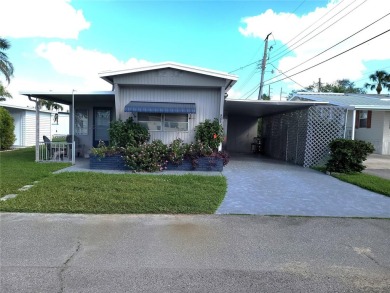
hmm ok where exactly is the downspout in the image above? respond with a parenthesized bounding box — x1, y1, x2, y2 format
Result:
(72, 90, 75, 164)
(28, 95, 39, 162)
(351, 109, 356, 140)
(343, 109, 348, 138)
(219, 86, 225, 151)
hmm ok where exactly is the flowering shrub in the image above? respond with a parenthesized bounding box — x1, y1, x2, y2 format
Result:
(123, 140, 168, 172)
(195, 118, 224, 150)
(166, 138, 187, 165)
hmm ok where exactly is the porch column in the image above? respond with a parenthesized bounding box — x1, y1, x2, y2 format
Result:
(351, 109, 356, 140)
(35, 99, 40, 162)
(218, 86, 225, 151)
(72, 90, 75, 164)
(28, 95, 40, 162)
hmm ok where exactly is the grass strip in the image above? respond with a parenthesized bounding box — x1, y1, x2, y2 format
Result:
(331, 172, 390, 197)
(0, 148, 70, 196)
(0, 172, 227, 214)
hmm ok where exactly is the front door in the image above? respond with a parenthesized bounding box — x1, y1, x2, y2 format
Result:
(93, 108, 112, 147)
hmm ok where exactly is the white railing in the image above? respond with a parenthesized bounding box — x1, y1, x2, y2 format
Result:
(39, 141, 75, 164)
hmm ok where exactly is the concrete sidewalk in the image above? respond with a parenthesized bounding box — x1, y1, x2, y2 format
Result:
(217, 154, 390, 217)
(363, 154, 390, 180)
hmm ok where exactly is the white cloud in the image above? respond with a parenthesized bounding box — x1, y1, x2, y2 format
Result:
(0, 0, 90, 39)
(239, 0, 390, 91)
(35, 42, 153, 90)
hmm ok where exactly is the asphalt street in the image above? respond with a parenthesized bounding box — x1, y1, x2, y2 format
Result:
(1, 213, 389, 292)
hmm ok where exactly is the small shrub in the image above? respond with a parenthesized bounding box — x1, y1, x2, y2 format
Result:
(0, 107, 16, 150)
(326, 138, 374, 173)
(166, 138, 187, 165)
(195, 118, 224, 150)
(91, 140, 124, 159)
(123, 140, 168, 172)
(109, 117, 150, 148)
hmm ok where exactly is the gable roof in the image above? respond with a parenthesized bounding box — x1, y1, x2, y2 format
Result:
(292, 92, 390, 110)
(99, 62, 238, 90)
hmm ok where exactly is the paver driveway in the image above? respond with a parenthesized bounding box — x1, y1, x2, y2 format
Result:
(217, 154, 390, 217)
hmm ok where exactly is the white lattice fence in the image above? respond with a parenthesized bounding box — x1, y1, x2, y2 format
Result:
(303, 106, 347, 167)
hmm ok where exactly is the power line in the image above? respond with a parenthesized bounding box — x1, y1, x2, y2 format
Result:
(269, 0, 367, 63)
(266, 12, 390, 84)
(271, 0, 348, 55)
(228, 60, 259, 74)
(269, 63, 306, 89)
(263, 28, 390, 87)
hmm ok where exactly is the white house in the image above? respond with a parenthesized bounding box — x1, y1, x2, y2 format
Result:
(291, 93, 390, 155)
(1, 104, 53, 147)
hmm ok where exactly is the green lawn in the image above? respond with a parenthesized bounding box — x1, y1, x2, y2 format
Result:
(331, 172, 390, 197)
(0, 148, 70, 196)
(0, 148, 227, 214)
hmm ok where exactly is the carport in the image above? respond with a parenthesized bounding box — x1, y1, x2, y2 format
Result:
(223, 99, 348, 167)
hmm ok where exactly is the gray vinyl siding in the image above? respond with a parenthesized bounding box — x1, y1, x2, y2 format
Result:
(346, 110, 389, 155)
(355, 111, 384, 154)
(383, 111, 390, 154)
(118, 86, 221, 144)
(113, 68, 226, 88)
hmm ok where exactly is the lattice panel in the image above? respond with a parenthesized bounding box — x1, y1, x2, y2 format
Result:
(262, 106, 346, 167)
(303, 106, 347, 167)
(262, 109, 309, 165)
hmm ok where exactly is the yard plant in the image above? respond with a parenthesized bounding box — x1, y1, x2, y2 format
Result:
(326, 139, 374, 173)
(0, 107, 16, 150)
(92, 117, 229, 172)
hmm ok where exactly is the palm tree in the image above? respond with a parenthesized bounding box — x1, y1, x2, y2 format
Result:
(0, 38, 14, 84)
(0, 83, 12, 101)
(364, 70, 390, 94)
(39, 99, 64, 111)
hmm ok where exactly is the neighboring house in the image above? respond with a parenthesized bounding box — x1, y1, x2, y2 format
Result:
(1, 104, 52, 147)
(291, 93, 390, 155)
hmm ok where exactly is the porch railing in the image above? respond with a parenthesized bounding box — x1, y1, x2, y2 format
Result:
(39, 141, 75, 164)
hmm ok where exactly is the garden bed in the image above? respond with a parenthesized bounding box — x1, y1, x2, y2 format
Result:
(90, 154, 223, 172)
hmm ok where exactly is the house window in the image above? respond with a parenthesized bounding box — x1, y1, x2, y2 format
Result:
(138, 113, 188, 132)
(164, 114, 189, 131)
(355, 110, 372, 129)
(138, 113, 162, 131)
(359, 111, 368, 128)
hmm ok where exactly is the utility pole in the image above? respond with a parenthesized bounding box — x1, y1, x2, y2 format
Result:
(258, 32, 272, 100)
(318, 78, 322, 92)
(268, 85, 271, 99)
(280, 87, 283, 101)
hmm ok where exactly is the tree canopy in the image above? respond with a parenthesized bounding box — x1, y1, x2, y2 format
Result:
(0, 38, 14, 100)
(306, 79, 366, 94)
(364, 70, 390, 94)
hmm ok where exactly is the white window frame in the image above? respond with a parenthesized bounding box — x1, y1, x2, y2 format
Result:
(138, 113, 189, 132)
(359, 110, 368, 128)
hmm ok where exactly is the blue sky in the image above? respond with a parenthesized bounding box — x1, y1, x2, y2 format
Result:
(1, 0, 389, 107)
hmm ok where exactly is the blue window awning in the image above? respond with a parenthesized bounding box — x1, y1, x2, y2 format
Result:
(124, 101, 196, 114)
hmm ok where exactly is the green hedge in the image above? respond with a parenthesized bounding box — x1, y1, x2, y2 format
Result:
(326, 139, 374, 173)
(0, 107, 15, 150)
